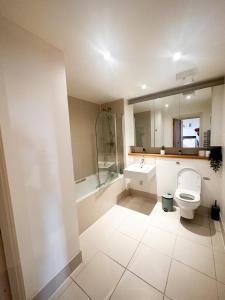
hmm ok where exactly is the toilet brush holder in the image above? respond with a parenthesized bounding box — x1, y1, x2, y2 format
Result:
(211, 200, 220, 221)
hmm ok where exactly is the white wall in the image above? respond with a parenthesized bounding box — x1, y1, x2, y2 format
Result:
(0, 17, 80, 299)
(128, 155, 222, 208)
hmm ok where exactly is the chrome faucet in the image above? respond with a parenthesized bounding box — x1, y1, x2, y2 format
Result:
(140, 158, 144, 168)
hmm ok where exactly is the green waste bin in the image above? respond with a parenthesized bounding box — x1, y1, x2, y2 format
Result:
(162, 193, 173, 212)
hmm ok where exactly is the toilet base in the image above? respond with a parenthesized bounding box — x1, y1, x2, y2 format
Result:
(180, 208, 194, 219)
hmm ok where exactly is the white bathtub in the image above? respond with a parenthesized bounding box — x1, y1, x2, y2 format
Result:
(75, 171, 120, 202)
(75, 174, 99, 202)
(75, 173, 126, 233)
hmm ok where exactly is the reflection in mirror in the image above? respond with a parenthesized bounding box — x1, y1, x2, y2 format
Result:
(134, 100, 154, 147)
(154, 95, 180, 147)
(133, 94, 180, 147)
(133, 87, 212, 148)
(180, 88, 212, 148)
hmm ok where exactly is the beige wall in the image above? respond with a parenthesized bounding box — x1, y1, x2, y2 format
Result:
(68, 96, 99, 180)
(0, 17, 80, 299)
(101, 98, 124, 114)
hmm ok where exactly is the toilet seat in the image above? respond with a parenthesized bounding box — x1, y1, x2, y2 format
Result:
(175, 188, 200, 203)
(175, 168, 201, 219)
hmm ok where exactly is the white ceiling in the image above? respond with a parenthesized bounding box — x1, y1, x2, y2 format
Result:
(0, 0, 225, 103)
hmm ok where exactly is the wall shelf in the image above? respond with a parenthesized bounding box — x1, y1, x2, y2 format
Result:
(128, 152, 209, 160)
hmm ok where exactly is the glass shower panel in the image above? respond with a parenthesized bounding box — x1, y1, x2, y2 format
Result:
(95, 110, 119, 187)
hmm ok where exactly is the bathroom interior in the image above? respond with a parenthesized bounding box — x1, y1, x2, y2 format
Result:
(0, 1, 225, 300)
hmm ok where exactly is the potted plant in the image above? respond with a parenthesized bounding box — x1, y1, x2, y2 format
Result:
(209, 146, 222, 173)
(160, 145, 166, 155)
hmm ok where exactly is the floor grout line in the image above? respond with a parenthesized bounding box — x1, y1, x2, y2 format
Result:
(70, 277, 93, 300)
(163, 228, 179, 296)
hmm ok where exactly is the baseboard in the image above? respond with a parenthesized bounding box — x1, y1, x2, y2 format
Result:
(128, 188, 157, 201)
(32, 251, 82, 300)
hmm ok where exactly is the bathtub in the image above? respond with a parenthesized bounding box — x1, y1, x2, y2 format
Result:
(74, 173, 126, 233)
(75, 171, 120, 202)
(75, 174, 99, 202)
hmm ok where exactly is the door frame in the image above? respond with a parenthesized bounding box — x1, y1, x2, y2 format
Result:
(0, 128, 26, 299)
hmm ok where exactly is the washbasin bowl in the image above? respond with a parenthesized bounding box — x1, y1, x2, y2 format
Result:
(124, 164, 155, 181)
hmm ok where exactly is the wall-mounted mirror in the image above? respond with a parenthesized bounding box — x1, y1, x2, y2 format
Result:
(133, 87, 212, 148)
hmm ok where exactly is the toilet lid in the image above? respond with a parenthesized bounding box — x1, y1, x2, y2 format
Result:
(178, 169, 201, 192)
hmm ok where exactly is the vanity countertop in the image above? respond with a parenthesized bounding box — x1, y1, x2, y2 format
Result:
(128, 152, 209, 160)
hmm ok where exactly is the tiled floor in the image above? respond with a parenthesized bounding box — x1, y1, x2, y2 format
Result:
(50, 196, 225, 300)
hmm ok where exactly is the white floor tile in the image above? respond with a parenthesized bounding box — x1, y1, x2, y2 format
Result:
(101, 230, 139, 267)
(214, 250, 225, 284)
(178, 222, 212, 247)
(110, 270, 163, 300)
(173, 236, 215, 278)
(79, 236, 98, 265)
(55, 281, 90, 300)
(211, 231, 225, 253)
(80, 220, 115, 250)
(217, 281, 225, 300)
(165, 260, 218, 300)
(150, 213, 179, 234)
(118, 212, 149, 241)
(128, 243, 171, 292)
(152, 202, 180, 220)
(142, 226, 176, 257)
(75, 252, 124, 300)
(98, 205, 128, 229)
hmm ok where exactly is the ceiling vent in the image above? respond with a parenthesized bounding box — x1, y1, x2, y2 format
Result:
(176, 68, 198, 84)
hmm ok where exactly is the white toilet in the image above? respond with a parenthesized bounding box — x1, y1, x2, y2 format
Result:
(175, 168, 201, 219)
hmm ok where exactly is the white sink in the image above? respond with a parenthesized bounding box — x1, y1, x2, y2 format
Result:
(124, 164, 155, 181)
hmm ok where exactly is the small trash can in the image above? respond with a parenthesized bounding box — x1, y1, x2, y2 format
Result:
(162, 193, 173, 212)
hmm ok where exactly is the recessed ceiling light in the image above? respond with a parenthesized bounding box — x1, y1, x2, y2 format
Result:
(102, 51, 112, 61)
(186, 94, 192, 100)
(141, 84, 147, 90)
(165, 104, 169, 108)
(172, 52, 182, 62)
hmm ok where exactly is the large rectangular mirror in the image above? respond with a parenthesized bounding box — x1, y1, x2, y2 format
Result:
(133, 87, 212, 148)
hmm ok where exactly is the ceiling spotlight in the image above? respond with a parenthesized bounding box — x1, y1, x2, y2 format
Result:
(141, 84, 147, 90)
(165, 104, 169, 108)
(186, 94, 192, 100)
(102, 51, 112, 61)
(172, 52, 182, 62)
